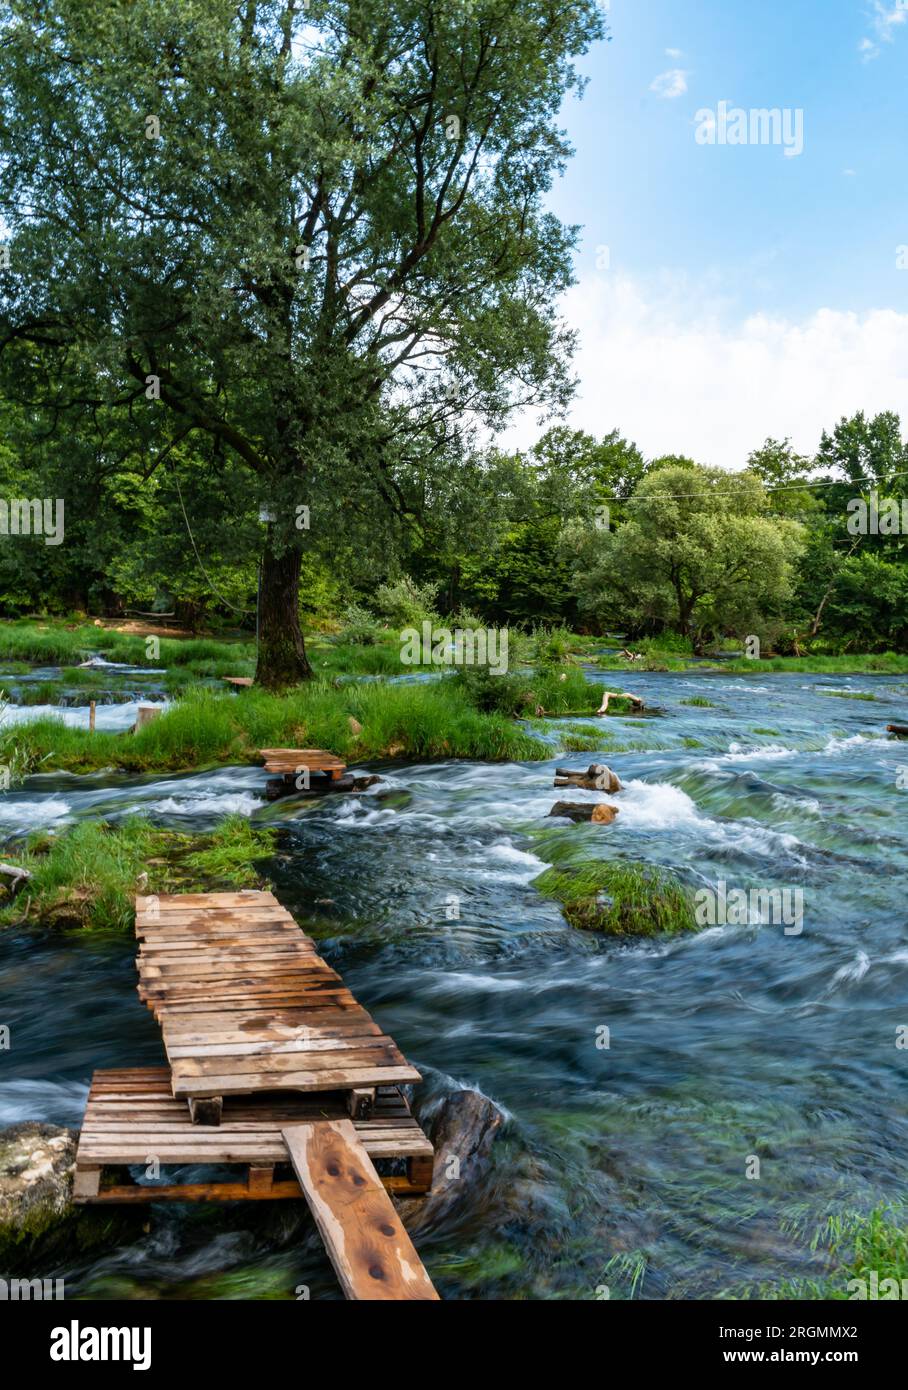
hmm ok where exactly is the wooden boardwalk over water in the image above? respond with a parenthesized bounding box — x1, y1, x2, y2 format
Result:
(135, 890, 420, 1123)
(74, 890, 438, 1299)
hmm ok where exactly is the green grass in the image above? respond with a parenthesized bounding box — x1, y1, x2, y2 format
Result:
(715, 652, 908, 675)
(680, 695, 715, 707)
(0, 680, 552, 776)
(0, 815, 277, 931)
(0, 619, 255, 673)
(747, 1204, 908, 1300)
(818, 688, 880, 702)
(533, 858, 698, 937)
(183, 815, 278, 888)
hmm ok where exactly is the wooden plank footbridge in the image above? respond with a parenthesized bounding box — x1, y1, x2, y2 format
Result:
(74, 888, 438, 1300)
(260, 747, 352, 800)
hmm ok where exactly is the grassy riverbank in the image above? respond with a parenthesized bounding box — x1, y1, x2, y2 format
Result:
(0, 667, 628, 776)
(0, 816, 277, 931)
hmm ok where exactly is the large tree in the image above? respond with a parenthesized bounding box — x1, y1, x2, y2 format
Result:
(562, 463, 806, 650)
(0, 0, 603, 684)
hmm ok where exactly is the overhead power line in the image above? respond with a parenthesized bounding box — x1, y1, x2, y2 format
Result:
(605, 468, 908, 504)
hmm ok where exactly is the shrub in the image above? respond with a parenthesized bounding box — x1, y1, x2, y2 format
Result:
(372, 576, 440, 628)
(338, 603, 384, 646)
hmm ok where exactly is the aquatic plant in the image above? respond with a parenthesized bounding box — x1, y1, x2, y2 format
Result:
(533, 859, 698, 937)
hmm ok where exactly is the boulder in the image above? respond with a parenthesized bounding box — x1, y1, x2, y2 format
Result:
(0, 1122, 140, 1271)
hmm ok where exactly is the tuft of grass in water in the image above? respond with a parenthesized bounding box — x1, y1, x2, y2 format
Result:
(560, 733, 605, 752)
(818, 689, 879, 702)
(533, 859, 698, 937)
(0, 818, 160, 931)
(682, 736, 703, 748)
(680, 695, 715, 707)
(183, 815, 277, 888)
(752, 727, 780, 736)
(744, 1204, 908, 1300)
(0, 815, 277, 931)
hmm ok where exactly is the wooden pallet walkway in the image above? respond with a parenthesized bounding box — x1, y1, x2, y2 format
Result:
(259, 747, 350, 799)
(259, 748, 346, 776)
(73, 1068, 434, 1203)
(135, 891, 421, 1125)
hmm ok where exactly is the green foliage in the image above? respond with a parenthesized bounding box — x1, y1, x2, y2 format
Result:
(0, 680, 552, 774)
(372, 577, 440, 629)
(0, 815, 277, 930)
(183, 816, 277, 888)
(752, 1204, 908, 1300)
(0, 818, 159, 931)
(562, 464, 806, 652)
(338, 604, 385, 647)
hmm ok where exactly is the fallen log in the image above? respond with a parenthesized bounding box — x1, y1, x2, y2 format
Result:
(596, 689, 645, 715)
(554, 762, 621, 793)
(549, 801, 619, 824)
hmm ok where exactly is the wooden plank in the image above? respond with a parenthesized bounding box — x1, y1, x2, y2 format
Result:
(282, 1120, 438, 1301)
(172, 1065, 421, 1097)
(171, 1044, 404, 1078)
(75, 1175, 432, 1204)
(136, 891, 280, 910)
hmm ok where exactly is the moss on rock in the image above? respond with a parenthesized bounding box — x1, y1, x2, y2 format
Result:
(0, 1122, 141, 1272)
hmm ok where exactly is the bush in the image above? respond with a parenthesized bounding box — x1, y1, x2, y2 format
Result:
(531, 624, 576, 668)
(372, 576, 440, 628)
(453, 665, 537, 715)
(338, 603, 384, 646)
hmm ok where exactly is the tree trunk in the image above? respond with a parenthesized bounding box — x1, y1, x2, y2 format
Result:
(254, 544, 313, 688)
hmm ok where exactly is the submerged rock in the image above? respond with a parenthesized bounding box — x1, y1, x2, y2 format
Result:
(398, 1089, 505, 1232)
(0, 1122, 140, 1273)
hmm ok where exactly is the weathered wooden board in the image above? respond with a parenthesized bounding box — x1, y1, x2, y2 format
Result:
(282, 1120, 439, 1300)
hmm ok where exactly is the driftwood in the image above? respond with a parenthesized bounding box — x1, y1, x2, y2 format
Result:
(596, 689, 644, 715)
(0, 862, 31, 894)
(549, 801, 619, 824)
(554, 762, 622, 793)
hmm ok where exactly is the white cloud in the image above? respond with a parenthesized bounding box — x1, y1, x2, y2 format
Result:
(665, 47, 683, 59)
(502, 273, 908, 468)
(858, 2, 907, 60)
(650, 68, 689, 99)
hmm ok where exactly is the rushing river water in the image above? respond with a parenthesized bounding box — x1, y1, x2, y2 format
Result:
(2, 670, 907, 1299)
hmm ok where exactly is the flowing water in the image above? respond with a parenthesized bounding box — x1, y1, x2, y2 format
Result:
(2, 671, 907, 1299)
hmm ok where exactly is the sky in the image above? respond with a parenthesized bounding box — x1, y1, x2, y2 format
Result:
(506, 0, 908, 469)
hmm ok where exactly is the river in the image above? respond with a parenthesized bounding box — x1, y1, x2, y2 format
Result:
(1, 669, 906, 1299)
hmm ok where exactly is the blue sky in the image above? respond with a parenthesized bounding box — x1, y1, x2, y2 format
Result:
(512, 1, 908, 467)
